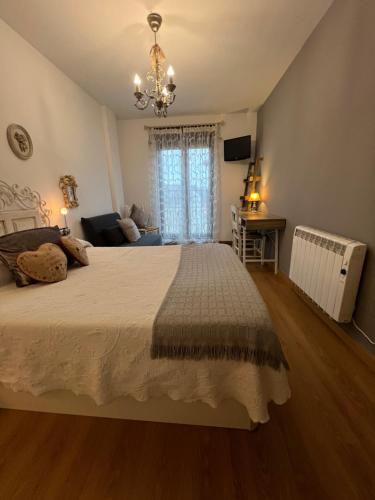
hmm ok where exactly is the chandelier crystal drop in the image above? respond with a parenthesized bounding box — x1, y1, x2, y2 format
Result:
(133, 13, 176, 118)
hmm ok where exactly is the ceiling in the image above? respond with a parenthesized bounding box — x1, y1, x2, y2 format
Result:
(0, 0, 333, 119)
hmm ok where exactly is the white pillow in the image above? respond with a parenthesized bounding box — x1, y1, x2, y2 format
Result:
(117, 218, 141, 242)
(0, 262, 13, 286)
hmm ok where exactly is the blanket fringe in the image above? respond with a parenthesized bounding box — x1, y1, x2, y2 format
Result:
(151, 344, 289, 371)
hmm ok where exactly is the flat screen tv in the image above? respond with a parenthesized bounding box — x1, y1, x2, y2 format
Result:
(224, 135, 251, 161)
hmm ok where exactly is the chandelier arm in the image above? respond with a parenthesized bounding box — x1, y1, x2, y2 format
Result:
(135, 96, 150, 110)
(145, 88, 157, 99)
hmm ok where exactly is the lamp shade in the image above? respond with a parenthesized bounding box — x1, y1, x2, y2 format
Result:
(249, 192, 261, 202)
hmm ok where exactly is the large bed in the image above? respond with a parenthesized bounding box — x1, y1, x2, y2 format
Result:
(0, 184, 290, 430)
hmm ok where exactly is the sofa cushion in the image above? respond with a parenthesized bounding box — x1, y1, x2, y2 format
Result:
(122, 233, 162, 247)
(130, 204, 147, 228)
(117, 218, 141, 242)
(102, 225, 126, 246)
(81, 213, 121, 246)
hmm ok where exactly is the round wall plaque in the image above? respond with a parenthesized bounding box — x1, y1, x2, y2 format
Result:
(7, 123, 33, 160)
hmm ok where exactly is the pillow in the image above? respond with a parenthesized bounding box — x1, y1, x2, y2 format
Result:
(60, 236, 89, 266)
(130, 204, 147, 228)
(0, 226, 61, 287)
(0, 262, 12, 286)
(102, 225, 126, 246)
(117, 218, 141, 242)
(17, 243, 67, 283)
(123, 204, 132, 218)
(75, 238, 93, 248)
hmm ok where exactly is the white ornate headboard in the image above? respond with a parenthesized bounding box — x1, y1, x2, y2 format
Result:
(0, 180, 51, 235)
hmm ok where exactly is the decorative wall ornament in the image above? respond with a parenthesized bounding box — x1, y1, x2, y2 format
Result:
(7, 124, 33, 160)
(0, 180, 51, 225)
(59, 175, 79, 208)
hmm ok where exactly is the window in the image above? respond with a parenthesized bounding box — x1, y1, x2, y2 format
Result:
(158, 145, 213, 242)
(149, 126, 219, 243)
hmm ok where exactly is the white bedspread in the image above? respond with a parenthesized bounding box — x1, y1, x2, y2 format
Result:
(0, 246, 290, 423)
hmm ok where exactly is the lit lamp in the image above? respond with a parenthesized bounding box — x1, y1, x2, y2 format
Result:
(248, 192, 261, 212)
(60, 207, 68, 228)
(167, 65, 175, 84)
(133, 74, 141, 94)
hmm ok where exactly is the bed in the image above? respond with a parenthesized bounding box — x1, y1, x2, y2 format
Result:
(0, 182, 290, 430)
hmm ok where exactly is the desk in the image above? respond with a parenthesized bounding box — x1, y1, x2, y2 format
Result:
(239, 211, 286, 274)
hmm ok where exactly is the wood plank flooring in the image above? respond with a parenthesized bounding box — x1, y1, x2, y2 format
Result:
(0, 265, 374, 500)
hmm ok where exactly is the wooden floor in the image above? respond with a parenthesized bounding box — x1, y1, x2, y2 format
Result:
(1, 266, 374, 500)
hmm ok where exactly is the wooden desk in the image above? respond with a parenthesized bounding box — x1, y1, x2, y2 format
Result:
(238, 211, 286, 273)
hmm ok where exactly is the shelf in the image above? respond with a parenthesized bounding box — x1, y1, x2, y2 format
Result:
(243, 176, 261, 183)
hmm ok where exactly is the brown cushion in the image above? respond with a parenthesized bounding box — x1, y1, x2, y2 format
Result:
(130, 204, 147, 228)
(0, 226, 61, 287)
(117, 218, 141, 242)
(17, 243, 67, 283)
(60, 236, 89, 266)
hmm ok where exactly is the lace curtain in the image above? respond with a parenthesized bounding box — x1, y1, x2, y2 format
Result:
(149, 125, 220, 243)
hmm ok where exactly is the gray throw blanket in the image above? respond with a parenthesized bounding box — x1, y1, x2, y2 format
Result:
(151, 244, 289, 371)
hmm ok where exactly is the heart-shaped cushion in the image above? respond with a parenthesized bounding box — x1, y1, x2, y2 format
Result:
(17, 243, 67, 283)
(60, 236, 89, 266)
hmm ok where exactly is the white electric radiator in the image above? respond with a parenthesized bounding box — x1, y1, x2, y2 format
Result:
(289, 226, 366, 323)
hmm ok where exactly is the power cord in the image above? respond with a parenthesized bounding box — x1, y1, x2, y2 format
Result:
(352, 318, 375, 345)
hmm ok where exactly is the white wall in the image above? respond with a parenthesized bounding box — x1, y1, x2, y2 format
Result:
(101, 106, 125, 215)
(0, 19, 122, 238)
(117, 110, 257, 241)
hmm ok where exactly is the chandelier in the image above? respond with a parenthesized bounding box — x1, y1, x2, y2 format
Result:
(133, 13, 176, 118)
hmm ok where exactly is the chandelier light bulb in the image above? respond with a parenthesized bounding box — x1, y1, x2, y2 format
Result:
(167, 65, 174, 83)
(134, 74, 141, 92)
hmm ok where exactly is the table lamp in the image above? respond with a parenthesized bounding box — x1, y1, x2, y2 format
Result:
(248, 192, 261, 212)
(60, 207, 68, 228)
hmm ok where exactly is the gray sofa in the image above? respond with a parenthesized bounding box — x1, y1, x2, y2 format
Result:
(81, 212, 162, 247)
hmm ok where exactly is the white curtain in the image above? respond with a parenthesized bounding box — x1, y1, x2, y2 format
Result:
(149, 125, 220, 243)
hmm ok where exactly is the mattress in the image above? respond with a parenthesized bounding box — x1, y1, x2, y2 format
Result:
(0, 246, 290, 423)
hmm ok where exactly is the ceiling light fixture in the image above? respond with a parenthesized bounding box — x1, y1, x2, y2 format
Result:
(133, 13, 176, 118)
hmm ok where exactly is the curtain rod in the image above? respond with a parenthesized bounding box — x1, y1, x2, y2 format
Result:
(144, 121, 224, 130)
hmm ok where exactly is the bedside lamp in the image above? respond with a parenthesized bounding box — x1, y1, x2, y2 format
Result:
(60, 207, 68, 226)
(248, 192, 261, 212)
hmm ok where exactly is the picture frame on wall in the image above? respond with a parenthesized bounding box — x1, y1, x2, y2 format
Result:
(7, 124, 33, 160)
(59, 175, 79, 208)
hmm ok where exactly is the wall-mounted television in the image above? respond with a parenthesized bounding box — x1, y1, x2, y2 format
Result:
(224, 135, 251, 162)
